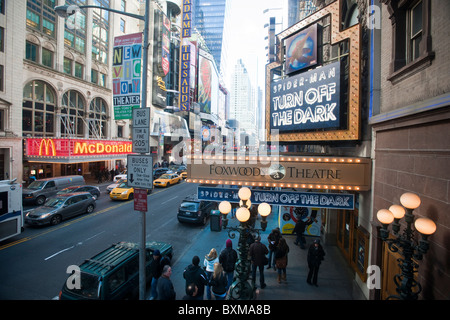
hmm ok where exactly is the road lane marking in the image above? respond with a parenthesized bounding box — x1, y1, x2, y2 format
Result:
(44, 231, 106, 261)
(44, 246, 75, 261)
(0, 182, 190, 251)
(160, 196, 178, 205)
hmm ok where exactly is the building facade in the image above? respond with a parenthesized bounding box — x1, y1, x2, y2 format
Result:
(369, 0, 450, 300)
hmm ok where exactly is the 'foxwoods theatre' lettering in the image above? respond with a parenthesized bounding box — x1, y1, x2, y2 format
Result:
(270, 61, 341, 132)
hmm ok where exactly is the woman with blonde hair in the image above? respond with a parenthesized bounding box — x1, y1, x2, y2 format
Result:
(209, 262, 228, 300)
(204, 248, 218, 300)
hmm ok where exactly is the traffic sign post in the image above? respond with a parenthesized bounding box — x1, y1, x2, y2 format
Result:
(132, 108, 150, 154)
(134, 188, 148, 212)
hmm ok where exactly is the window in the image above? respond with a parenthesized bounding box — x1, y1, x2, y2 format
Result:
(22, 80, 56, 136)
(92, 0, 110, 64)
(26, 41, 38, 62)
(0, 27, 4, 52)
(0, 65, 3, 92)
(383, 0, 434, 81)
(64, 0, 86, 53)
(91, 69, 98, 85)
(26, 0, 56, 38)
(64, 57, 73, 75)
(120, 18, 125, 33)
(408, 1, 422, 62)
(42, 48, 54, 68)
(61, 90, 85, 137)
(74, 62, 84, 79)
(89, 97, 108, 138)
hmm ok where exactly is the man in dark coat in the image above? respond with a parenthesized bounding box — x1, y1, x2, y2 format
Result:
(183, 255, 208, 300)
(267, 228, 281, 269)
(157, 265, 176, 300)
(294, 217, 313, 249)
(307, 239, 326, 286)
(219, 239, 238, 289)
(249, 236, 269, 289)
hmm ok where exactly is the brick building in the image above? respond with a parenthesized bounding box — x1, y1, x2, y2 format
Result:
(370, 0, 450, 299)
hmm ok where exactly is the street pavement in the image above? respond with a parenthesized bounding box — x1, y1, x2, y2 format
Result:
(166, 208, 361, 301)
(89, 178, 360, 301)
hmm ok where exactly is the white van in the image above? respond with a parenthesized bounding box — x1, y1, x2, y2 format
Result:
(23, 175, 86, 205)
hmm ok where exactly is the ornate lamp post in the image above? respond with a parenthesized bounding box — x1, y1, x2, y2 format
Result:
(218, 187, 271, 300)
(376, 192, 436, 300)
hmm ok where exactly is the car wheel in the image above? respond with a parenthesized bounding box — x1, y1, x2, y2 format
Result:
(128, 193, 134, 200)
(50, 215, 62, 226)
(86, 204, 95, 214)
(36, 196, 46, 206)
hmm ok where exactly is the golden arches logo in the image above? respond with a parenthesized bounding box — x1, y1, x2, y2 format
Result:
(39, 139, 56, 156)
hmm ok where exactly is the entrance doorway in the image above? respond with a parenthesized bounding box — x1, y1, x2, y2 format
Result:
(61, 163, 82, 176)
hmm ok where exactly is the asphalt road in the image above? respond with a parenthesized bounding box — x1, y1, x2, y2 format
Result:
(0, 180, 202, 300)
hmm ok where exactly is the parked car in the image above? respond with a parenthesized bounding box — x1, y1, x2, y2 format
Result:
(59, 241, 173, 300)
(153, 173, 182, 188)
(106, 178, 126, 194)
(168, 164, 187, 175)
(153, 168, 169, 179)
(25, 192, 96, 226)
(57, 185, 100, 199)
(177, 194, 218, 225)
(180, 171, 187, 179)
(109, 180, 134, 200)
(23, 175, 86, 205)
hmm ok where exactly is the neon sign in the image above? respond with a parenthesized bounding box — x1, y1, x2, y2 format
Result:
(26, 138, 133, 158)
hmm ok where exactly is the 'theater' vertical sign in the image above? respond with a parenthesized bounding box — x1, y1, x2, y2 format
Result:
(180, 0, 192, 111)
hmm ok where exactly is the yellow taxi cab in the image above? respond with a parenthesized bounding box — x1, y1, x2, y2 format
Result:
(153, 173, 182, 188)
(180, 171, 187, 179)
(109, 180, 134, 200)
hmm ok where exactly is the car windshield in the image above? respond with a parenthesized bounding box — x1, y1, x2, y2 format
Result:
(117, 182, 130, 188)
(27, 181, 46, 190)
(160, 174, 174, 179)
(63, 272, 100, 299)
(58, 187, 77, 194)
(44, 197, 66, 208)
(180, 202, 199, 211)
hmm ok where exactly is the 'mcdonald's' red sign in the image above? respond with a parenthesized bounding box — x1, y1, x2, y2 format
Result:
(26, 138, 132, 158)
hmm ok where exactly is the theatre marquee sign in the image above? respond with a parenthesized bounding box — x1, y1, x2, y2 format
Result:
(187, 156, 371, 191)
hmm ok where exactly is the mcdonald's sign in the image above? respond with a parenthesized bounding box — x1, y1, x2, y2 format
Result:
(25, 138, 133, 159)
(38, 139, 56, 156)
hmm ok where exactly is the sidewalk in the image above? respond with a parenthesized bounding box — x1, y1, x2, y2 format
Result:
(167, 211, 360, 300)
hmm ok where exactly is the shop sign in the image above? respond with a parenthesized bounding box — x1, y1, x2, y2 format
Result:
(198, 186, 354, 210)
(26, 138, 132, 158)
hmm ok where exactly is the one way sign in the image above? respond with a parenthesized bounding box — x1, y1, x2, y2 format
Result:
(127, 154, 153, 189)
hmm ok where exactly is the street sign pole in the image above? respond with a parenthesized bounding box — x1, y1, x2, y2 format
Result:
(138, 0, 150, 301)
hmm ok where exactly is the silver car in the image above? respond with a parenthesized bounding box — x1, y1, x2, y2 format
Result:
(25, 192, 96, 226)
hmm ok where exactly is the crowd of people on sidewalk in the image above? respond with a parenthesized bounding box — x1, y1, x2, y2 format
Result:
(150, 218, 326, 300)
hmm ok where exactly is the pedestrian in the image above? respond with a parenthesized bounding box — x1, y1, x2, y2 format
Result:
(183, 256, 208, 300)
(274, 238, 289, 283)
(204, 248, 219, 300)
(157, 265, 176, 300)
(209, 262, 228, 300)
(182, 283, 199, 300)
(149, 249, 162, 300)
(248, 235, 268, 289)
(293, 217, 313, 249)
(307, 239, 326, 287)
(219, 239, 238, 289)
(267, 228, 281, 269)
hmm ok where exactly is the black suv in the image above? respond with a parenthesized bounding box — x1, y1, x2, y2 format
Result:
(177, 194, 217, 225)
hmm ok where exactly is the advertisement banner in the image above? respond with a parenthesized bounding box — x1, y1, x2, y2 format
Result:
(270, 61, 341, 132)
(197, 186, 354, 210)
(284, 24, 318, 75)
(112, 33, 143, 120)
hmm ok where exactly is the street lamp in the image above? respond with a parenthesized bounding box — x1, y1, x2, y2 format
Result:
(218, 187, 271, 300)
(54, 2, 150, 300)
(376, 192, 436, 300)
